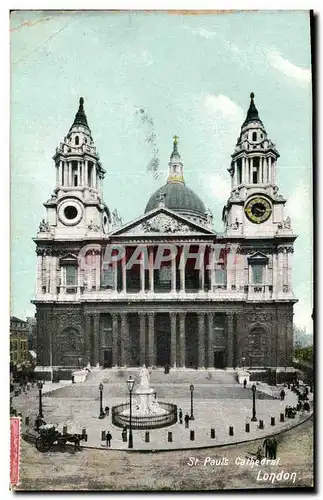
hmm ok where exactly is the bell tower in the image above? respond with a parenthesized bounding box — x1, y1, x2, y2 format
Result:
(39, 97, 111, 239)
(223, 93, 292, 237)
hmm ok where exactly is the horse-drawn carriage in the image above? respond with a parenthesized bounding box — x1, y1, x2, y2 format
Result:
(35, 423, 87, 452)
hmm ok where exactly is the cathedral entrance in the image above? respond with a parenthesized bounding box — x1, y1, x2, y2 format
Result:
(214, 350, 225, 369)
(155, 313, 171, 366)
(103, 349, 112, 368)
(185, 314, 198, 368)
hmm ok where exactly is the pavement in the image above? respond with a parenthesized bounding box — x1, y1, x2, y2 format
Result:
(12, 368, 313, 452)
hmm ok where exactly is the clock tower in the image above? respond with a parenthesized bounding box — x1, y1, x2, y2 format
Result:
(223, 93, 290, 237)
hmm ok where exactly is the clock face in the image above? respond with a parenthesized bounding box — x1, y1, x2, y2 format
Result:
(244, 197, 272, 224)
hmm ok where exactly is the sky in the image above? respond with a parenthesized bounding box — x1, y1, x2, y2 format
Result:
(10, 10, 313, 333)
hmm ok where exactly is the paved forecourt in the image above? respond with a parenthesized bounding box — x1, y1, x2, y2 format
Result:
(13, 368, 313, 451)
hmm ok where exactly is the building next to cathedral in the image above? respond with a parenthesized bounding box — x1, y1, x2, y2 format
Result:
(33, 93, 297, 375)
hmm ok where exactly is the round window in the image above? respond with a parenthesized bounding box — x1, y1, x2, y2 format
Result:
(64, 205, 78, 220)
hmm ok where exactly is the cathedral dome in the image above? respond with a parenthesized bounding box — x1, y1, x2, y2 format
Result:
(145, 182, 206, 216)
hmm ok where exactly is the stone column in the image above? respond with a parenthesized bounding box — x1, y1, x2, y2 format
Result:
(242, 157, 245, 184)
(226, 313, 234, 367)
(120, 313, 129, 366)
(198, 312, 205, 367)
(114, 263, 118, 292)
(140, 251, 145, 293)
(198, 247, 205, 292)
(139, 313, 146, 366)
(148, 246, 154, 292)
(36, 254, 42, 295)
(148, 312, 155, 366)
(77, 162, 81, 187)
(68, 161, 72, 186)
(180, 247, 185, 292)
(93, 313, 100, 366)
(179, 312, 186, 367)
(92, 164, 96, 189)
(250, 157, 254, 183)
(84, 314, 92, 366)
(112, 313, 118, 366)
(209, 245, 215, 292)
(95, 251, 101, 291)
(171, 252, 176, 292)
(170, 312, 177, 367)
(272, 251, 277, 296)
(207, 312, 214, 367)
(85, 160, 88, 187)
(122, 252, 127, 292)
(50, 256, 57, 295)
(56, 164, 59, 187)
(234, 161, 238, 186)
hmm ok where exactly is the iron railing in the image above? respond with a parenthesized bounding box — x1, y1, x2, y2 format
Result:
(112, 402, 177, 430)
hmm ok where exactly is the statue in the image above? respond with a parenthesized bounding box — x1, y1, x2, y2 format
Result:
(87, 220, 100, 232)
(284, 216, 291, 229)
(139, 364, 150, 389)
(39, 219, 50, 232)
(112, 209, 122, 227)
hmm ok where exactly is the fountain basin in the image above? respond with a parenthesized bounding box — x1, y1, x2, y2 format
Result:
(112, 402, 178, 430)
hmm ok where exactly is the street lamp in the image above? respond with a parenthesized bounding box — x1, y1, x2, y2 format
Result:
(98, 383, 105, 419)
(251, 384, 257, 421)
(126, 375, 135, 449)
(37, 381, 43, 419)
(241, 357, 246, 369)
(189, 384, 195, 420)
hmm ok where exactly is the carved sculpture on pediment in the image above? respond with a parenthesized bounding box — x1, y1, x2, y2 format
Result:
(87, 220, 101, 232)
(133, 214, 192, 234)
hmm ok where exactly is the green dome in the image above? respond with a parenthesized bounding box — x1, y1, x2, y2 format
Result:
(145, 182, 206, 216)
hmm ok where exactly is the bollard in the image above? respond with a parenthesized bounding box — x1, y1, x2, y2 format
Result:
(145, 431, 150, 443)
(271, 417, 275, 426)
(82, 428, 86, 436)
(259, 420, 264, 429)
(245, 423, 250, 433)
(101, 430, 106, 441)
(190, 430, 195, 441)
(210, 428, 215, 439)
(25, 416, 30, 426)
(168, 431, 172, 442)
(229, 426, 234, 436)
(280, 413, 284, 422)
(122, 430, 127, 442)
(63, 425, 67, 435)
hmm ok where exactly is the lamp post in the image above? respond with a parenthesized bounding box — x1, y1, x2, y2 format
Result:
(126, 375, 135, 449)
(37, 381, 43, 419)
(251, 384, 257, 421)
(241, 357, 246, 369)
(189, 384, 195, 420)
(98, 383, 105, 419)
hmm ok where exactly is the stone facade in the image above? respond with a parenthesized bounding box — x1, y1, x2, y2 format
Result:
(33, 95, 297, 370)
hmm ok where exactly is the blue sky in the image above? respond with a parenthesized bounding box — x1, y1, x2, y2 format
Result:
(10, 10, 313, 332)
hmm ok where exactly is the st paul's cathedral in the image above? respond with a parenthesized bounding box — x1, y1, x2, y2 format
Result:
(33, 94, 297, 373)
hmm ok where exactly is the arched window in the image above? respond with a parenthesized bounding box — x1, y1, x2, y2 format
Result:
(75, 136, 79, 145)
(252, 132, 257, 141)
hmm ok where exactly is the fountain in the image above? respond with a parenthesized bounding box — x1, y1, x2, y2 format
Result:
(112, 365, 177, 429)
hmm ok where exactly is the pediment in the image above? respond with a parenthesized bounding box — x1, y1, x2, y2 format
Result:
(110, 208, 214, 237)
(248, 251, 268, 262)
(59, 253, 78, 265)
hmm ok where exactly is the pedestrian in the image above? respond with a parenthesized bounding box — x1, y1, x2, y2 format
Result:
(178, 408, 183, 424)
(256, 446, 263, 461)
(184, 413, 190, 429)
(106, 431, 112, 448)
(271, 437, 277, 459)
(280, 389, 285, 401)
(263, 437, 271, 458)
(105, 406, 110, 416)
(284, 405, 289, 417)
(243, 378, 247, 389)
